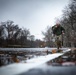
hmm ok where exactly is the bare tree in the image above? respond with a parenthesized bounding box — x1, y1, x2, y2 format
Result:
(42, 26, 54, 47)
(60, 0, 76, 47)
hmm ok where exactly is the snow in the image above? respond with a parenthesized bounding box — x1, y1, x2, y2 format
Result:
(0, 48, 70, 52)
(0, 49, 71, 75)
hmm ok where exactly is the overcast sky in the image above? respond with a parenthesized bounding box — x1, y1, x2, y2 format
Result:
(0, 0, 69, 40)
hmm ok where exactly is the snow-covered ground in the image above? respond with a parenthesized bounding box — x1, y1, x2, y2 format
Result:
(0, 48, 70, 66)
(0, 49, 71, 75)
(0, 47, 70, 52)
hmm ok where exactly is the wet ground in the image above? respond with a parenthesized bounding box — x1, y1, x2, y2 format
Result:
(19, 63, 76, 75)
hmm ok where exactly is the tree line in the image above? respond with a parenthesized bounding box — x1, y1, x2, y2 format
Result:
(0, 20, 45, 48)
(42, 0, 76, 47)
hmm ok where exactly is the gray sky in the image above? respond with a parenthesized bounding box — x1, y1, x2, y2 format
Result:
(0, 0, 69, 40)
